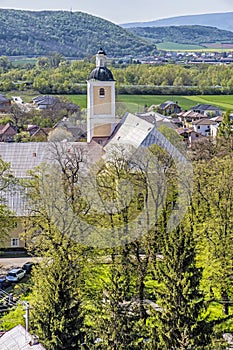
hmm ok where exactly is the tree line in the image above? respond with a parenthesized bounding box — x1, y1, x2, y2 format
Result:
(128, 25, 233, 46)
(2, 55, 233, 95)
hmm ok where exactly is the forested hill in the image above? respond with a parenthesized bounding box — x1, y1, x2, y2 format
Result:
(121, 12, 233, 32)
(0, 9, 155, 58)
(128, 25, 233, 46)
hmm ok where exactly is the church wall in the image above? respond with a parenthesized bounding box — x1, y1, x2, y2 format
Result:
(93, 123, 112, 136)
(93, 86, 112, 115)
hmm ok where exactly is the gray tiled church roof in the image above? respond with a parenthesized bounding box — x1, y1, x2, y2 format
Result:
(0, 142, 104, 216)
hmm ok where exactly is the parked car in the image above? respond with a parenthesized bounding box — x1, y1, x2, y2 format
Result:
(0, 275, 11, 289)
(6, 268, 26, 282)
(22, 262, 35, 274)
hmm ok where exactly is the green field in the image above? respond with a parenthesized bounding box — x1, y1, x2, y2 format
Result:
(155, 42, 233, 52)
(10, 58, 37, 66)
(156, 42, 205, 51)
(5, 92, 233, 112)
(65, 94, 87, 109)
(65, 94, 233, 112)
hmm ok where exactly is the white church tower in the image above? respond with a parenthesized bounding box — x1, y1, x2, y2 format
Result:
(87, 48, 116, 143)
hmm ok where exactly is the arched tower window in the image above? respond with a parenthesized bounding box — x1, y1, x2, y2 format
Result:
(99, 88, 105, 97)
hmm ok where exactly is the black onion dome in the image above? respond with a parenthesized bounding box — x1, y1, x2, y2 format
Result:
(88, 67, 114, 81)
(98, 47, 106, 55)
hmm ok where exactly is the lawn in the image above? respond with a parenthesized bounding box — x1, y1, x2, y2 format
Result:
(65, 94, 233, 112)
(65, 94, 87, 109)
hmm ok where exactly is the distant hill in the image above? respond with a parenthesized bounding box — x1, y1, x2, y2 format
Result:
(128, 25, 233, 47)
(121, 12, 233, 32)
(0, 9, 156, 58)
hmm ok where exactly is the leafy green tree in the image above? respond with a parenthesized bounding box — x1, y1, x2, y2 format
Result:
(153, 216, 211, 350)
(0, 56, 12, 72)
(194, 156, 233, 316)
(0, 156, 18, 247)
(218, 110, 233, 144)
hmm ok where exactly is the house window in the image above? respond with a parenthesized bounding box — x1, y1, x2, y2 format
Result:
(11, 238, 19, 247)
(99, 88, 105, 97)
(197, 126, 200, 129)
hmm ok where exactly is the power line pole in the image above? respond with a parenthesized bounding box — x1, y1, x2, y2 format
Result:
(25, 302, 30, 332)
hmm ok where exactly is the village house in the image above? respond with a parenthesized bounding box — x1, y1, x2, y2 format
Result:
(27, 125, 53, 141)
(32, 95, 60, 109)
(176, 127, 205, 145)
(158, 100, 182, 115)
(0, 94, 11, 112)
(54, 117, 87, 141)
(0, 122, 17, 142)
(192, 118, 217, 136)
(177, 110, 206, 128)
(190, 103, 222, 117)
(209, 116, 223, 138)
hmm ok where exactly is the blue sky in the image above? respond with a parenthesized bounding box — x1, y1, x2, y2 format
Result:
(0, 0, 232, 23)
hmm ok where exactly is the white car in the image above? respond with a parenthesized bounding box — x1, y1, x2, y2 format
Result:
(6, 268, 26, 282)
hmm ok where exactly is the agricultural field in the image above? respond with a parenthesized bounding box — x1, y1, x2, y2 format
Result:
(156, 42, 233, 52)
(156, 42, 204, 51)
(65, 94, 233, 112)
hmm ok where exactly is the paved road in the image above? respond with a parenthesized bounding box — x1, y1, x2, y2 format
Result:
(0, 257, 33, 267)
(0, 257, 40, 273)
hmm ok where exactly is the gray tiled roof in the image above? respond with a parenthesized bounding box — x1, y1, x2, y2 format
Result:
(0, 324, 46, 350)
(105, 113, 187, 163)
(0, 143, 51, 178)
(0, 142, 104, 216)
(33, 95, 60, 106)
(0, 142, 102, 178)
(191, 104, 221, 111)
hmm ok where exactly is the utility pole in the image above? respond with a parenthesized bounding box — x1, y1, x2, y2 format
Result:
(25, 302, 30, 332)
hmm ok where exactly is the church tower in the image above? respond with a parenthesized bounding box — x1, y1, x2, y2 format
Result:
(87, 48, 116, 143)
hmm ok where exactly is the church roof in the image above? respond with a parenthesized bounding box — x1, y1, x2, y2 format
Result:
(0, 142, 104, 216)
(105, 112, 187, 163)
(88, 66, 114, 81)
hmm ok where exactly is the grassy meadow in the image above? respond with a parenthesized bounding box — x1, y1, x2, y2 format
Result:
(5, 91, 233, 112)
(66, 94, 233, 112)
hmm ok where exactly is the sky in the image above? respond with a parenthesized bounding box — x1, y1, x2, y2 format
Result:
(0, 0, 233, 24)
